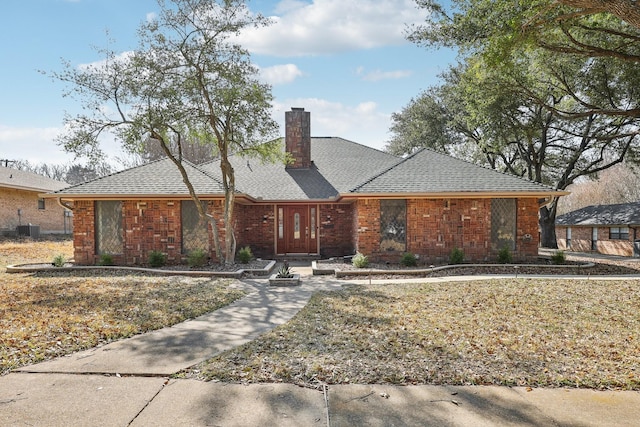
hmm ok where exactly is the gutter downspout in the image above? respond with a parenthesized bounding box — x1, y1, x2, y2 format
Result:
(56, 197, 74, 211)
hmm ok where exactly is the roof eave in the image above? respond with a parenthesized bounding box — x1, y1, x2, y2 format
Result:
(342, 190, 568, 199)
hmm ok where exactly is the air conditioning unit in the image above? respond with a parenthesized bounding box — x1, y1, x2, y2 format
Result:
(17, 224, 40, 239)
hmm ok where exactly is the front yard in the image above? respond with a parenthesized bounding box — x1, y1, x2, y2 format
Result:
(0, 238, 245, 375)
(193, 279, 640, 390)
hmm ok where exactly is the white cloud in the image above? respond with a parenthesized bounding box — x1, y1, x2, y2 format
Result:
(272, 98, 391, 150)
(259, 63, 304, 85)
(146, 12, 157, 23)
(357, 67, 413, 82)
(239, 0, 428, 56)
(0, 125, 126, 166)
(0, 125, 72, 165)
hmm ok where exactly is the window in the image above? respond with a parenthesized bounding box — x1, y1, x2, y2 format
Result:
(95, 201, 123, 255)
(566, 227, 572, 248)
(278, 207, 284, 239)
(380, 199, 406, 252)
(610, 227, 629, 240)
(310, 207, 316, 239)
(182, 200, 209, 253)
(491, 198, 516, 251)
(37, 198, 45, 210)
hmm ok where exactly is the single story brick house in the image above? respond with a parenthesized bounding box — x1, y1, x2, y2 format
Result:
(556, 202, 640, 257)
(46, 108, 564, 266)
(0, 166, 72, 236)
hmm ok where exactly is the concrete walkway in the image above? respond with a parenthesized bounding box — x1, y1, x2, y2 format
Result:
(2, 267, 640, 426)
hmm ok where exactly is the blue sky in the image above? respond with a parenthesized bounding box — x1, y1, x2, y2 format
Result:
(0, 0, 456, 166)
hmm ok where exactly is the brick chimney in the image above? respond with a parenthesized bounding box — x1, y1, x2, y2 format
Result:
(285, 107, 311, 168)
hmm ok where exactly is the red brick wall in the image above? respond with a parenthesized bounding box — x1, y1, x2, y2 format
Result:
(319, 203, 354, 257)
(355, 197, 540, 263)
(122, 200, 181, 265)
(556, 225, 639, 257)
(235, 204, 276, 259)
(72, 200, 95, 265)
(354, 198, 381, 257)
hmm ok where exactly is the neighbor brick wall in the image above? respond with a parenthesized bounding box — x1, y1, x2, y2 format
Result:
(0, 187, 71, 234)
(557, 225, 639, 257)
(319, 203, 354, 257)
(355, 197, 541, 263)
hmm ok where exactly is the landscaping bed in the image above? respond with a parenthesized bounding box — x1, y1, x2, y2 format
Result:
(315, 254, 640, 279)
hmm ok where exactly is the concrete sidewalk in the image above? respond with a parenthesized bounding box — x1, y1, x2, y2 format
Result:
(2, 269, 640, 426)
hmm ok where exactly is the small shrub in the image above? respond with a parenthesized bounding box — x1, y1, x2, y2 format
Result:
(99, 253, 114, 266)
(352, 252, 369, 268)
(497, 246, 513, 264)
(148, 250, 167, 268)
(400, 252, 418, 267)
(449, 247, 464, 265)
(276, 261, 294, 278)
(237, 246, 253, 264)
(551, 250, 566, 265)
(188, 248, 208, 268)
(52, 254, 66, 268)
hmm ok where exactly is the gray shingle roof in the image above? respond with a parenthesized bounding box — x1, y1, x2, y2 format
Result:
(200, 137, 400, 200)
(48, 140, 561, 201)
(351, 148, 556, 194)
(0, 166, 68, 192)
(556, 202, 640, 226)
(52, 158, 224, 197)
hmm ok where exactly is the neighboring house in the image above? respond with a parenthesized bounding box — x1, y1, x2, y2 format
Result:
(556, 202, 640, 257)
(0, 166, 72, 235)
(0, 166, 72, 236)
(45, 108, 564, 266)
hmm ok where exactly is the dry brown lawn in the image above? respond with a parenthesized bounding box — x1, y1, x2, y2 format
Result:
(196, 279, 640, 390)
(0, 238, 245, 375)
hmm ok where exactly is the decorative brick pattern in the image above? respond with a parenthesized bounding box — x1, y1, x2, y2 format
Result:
(355, 197, 540, 263)
(72, 196, 542, 265)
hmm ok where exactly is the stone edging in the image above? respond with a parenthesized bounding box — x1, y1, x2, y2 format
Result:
(5, 260, 277, 278)
(312, 261, 596, 278)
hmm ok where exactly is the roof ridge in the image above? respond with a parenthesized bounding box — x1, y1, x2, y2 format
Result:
(348, 148, 424, 193)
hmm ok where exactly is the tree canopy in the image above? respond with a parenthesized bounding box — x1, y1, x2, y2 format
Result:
(50, 0, 281, 263)
(397, 0, 640, 247)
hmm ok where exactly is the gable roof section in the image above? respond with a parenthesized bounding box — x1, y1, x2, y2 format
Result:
(351, 148, 558, 196)
(46, 141, 563, 201)
(0, 166, 68, 192)
(556, 202, 640, 226)
(51, 158, 224, 198)
(200, 137, 400, 200)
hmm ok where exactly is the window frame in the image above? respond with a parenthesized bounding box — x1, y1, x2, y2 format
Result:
(610, 226, 630, 240)
(95, 200, 123, 255)
(379, 199, 407, 252)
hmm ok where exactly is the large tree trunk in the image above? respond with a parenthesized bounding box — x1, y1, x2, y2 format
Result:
(539, 203, 558, 248)
(221, 156, 236, 266)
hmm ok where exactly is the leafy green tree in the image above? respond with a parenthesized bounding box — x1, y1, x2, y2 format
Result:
(50, 0, 281, 264)
(389, 51, 640, 247)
